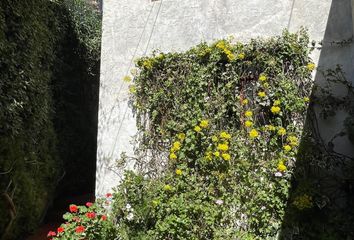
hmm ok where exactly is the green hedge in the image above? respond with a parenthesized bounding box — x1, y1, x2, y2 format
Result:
(0, 0, 101, 238)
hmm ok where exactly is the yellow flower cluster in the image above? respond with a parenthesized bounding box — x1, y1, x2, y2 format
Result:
(245, 120, 253, 128)
(237, 52, 245, 60)
(217, 143, 229, 151)
(245, 110, 253, 118)
(249, 129, 259, 139)
(277, 161, 287, 172)
(293, 194, 313, 210)
(271, 106, 281, 114)
(123, 75, 132, 82)
(278, 127, 286, 136)
(199, 120, 209, 128)
(175, 169, 182, 175)
(194, 125, 202, 132)
(306, 62, 316, 71)
(129, 85, 137, 94)
(258, 73, 267, 81)
(283, 145, 292, 152)
(216, 40, 235, 61)
(242, 99, 248, 105)
(258, 91, 266, 98)
(164, 185, 172, 191)
(170, 138, 183, 160)
(215, 132, 231, 161)
(304, 97, 310, 102)
(177, 133, 186, 141)
(220, 131, 231, 140)
(287, 136, 298, 146)
(143, 59, 153, 69)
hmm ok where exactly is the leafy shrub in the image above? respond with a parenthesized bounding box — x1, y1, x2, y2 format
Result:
(109, 29, 314, 239)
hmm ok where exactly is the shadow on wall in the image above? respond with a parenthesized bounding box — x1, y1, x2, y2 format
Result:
(280, 0, 354, 239)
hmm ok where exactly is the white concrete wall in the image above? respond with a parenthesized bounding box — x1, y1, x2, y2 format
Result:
(96, 0, 354, 196)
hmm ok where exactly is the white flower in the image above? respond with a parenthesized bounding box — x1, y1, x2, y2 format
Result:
(215, 199, 224, 205)
(126, 203, 132, 210)
(126, 212, 134, 221)
(261, 206, 266, 210)
(275, 172, 283, 177)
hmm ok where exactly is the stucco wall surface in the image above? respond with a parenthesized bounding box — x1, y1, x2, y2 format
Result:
(96, 0, 354, 195)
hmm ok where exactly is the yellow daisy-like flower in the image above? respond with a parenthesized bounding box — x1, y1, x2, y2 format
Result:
(287, 136, 299, 146)
(169, 153, 177, 160)
(258, 91, 266, 98)
(271, 106, 281, 114)
(306, 63, 316, 71)
(177, 133, 186, 141)
(227, 53, 235, 61)
(175, 169, 182, 175)
(273, 100, 281, 106)
(242, 99, 249, 105)
(278, 127, 286, 136)
(163, 185, 172, 191)
(217, 143, 229, 151)
(123, 75, 132, 82)
(245, 120, 253, 128)
(259, 74, 267, 81)
(212, 136, 218, 142)
(238, 52, 245, 60)
(249, 129, 259, 139)
(194, 126, 202, 132)
(173, 141, 181, 151)
(200, 120, 209, 128)
(277, 162, 287, 172)
(283, 145, 292, 152)
(213, 151, 220, 157)
(245, 111, 253, 117)
(222, 153, 231, 161)
(304, 97, 310, 102)
(220, 131, 231, 140)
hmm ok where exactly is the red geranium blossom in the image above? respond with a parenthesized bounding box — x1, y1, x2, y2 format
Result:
(47, 231, 56, 237)
(101, 215, 107, 221)
(106, 193, 112, 198)
(57, 227, 64, 233)
(86, 212, 96, 219)
(85, 202, 93, 207)
(69, 204, 78, 213)
(75, 225, 85, 233)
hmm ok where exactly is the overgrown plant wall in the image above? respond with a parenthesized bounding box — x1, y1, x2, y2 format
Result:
(0, 0, 101, 238)
(110, 30, 314, 239)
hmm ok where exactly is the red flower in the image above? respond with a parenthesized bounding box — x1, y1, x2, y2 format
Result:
(69, 204, 78, 213)
(86, 212, 96, 219)
(106, 193, 112, 198)
(101, 215, 107, 221)
(47, 231, 56, 237)
(73, 216, 81, 222)
(57, 227, 64, 233)
(85, 202, 93, 207)
(75, 225, 85, 233)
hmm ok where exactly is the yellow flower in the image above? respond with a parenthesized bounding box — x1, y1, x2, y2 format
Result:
(216, 41, 226, 50)
(200, 120, 209, 128)
(205, 151, 212, 160)
(217, 144, 229, 151)
(238, 52, 245, 60)
(242, 99, 248, 105)
(245, 111, 253, 117)
(259, 74, 267, 81)
(220, 131, 231, 140)
(213, 151, 220, 157)
(249, 129, 259, 139)
(222, 153, 231, 161)
(278, 127, 286, 136)
(287, 136, 299, 146)
(304, 97, 310, 102)
(152, 200, 159, 207)
(123, 75, 132, 82)
(163, 185, 172, 191)
(266, 125, 276, 131)
(258, 91, 266, 98)
(227, 53, 235, 61)
(194, 126, 202, 132)
(277, 162, 287, 172)
(283, 145, 292, 152)
(273, 100, 281, 106)
(271, 106, 281, 114)
(169, 153, 177, 160)
(143, 59, 153, 69)
(245, 120, 253, 128)
(212, 136, 218, 142)
(129, 85, 137, 94)
(306, 63, 316, 71)
(177, 133, 186, 141)
(175, 169, 182, 175)
(173, 141, 181, 151)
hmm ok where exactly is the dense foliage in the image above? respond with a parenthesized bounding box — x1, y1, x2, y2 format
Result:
(114, 30, 313, 239)
(0, 0, 101, 238)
